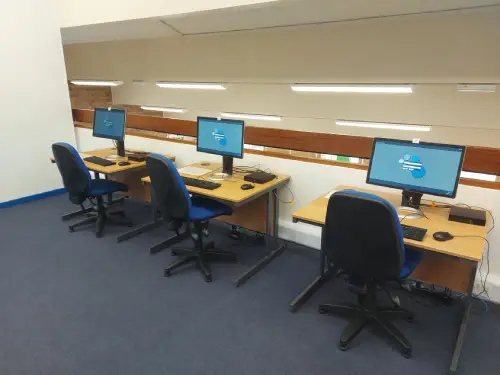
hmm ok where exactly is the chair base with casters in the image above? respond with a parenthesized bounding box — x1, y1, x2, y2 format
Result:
(164, 221, 237, 282)
(319, 281, 414, 358)
(69, 196, 133, 238)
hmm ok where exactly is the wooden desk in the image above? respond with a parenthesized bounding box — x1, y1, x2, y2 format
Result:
(291, 185, 489, 372)
(51, 148, 175, 175)
(137, 161, 290, 286)
(293, 185, 486, 262)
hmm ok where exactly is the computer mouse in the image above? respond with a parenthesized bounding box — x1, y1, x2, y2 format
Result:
(118, 161, 131, 166)
(433, 231, 454, 242)
(241, 184, 255, 190)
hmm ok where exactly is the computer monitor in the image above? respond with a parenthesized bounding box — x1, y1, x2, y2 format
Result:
(367, 138, 465, 217)
(93, 108, 126, 156)
(197, 116, 245, 177)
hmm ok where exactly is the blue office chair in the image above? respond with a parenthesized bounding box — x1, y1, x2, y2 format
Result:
(52, 143, 132, 238)
(318, 190, 422, 358)
(146, 154, 237, 283)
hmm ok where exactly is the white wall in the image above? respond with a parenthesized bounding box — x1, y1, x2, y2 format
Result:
(0, 0, 75, 203)
(75, 127, 500, 301)
(56, 0, 279, 28)
(64, 8, 500, 83)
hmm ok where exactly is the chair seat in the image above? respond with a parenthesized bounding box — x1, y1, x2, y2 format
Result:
(189, 196, 233, 221)
(88, 179, 128, 197)
(400, 246, 423, 278)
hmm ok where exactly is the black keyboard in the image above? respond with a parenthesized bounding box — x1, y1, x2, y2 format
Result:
(182, 177, 221, 190)
(84, 156, 115, 167)
(401, 224, 427, 241)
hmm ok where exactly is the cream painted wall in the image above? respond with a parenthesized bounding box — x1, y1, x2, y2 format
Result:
(64, 7, 500, 148)
(64, 8, 500, 83)
(56, 0, 279, 28)
(0, 0, 75, 203)
(111, 83, 500, 148)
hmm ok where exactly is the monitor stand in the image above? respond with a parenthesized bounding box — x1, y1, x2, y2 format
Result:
(209, 156, 233, 181)
(116, 140, 125, 157)
(396, 190, 424, 220)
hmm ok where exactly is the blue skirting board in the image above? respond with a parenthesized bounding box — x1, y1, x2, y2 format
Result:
(0, 188, 66, 209)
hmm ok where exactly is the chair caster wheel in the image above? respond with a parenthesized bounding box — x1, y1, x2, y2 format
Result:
(164, 270, 171, 277)
(204, 275, 212, 283)
(402, 349, 412, 359)
(318, 306, 327, 314)
(338, 342, 348, 351)
(171, 250, 178, 256)
(69, 227, 75, 232)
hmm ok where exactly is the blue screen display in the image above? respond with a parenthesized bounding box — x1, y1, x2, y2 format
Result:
(368, 139, 464, 197)
(93, 108, 126, 141)
(197, 117, 244, 158)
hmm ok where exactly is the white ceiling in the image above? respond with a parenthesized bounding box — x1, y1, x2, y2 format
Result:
(61, 18, 178, 44)
(61, 0, 500, 44)
(164, 0, 500, 35)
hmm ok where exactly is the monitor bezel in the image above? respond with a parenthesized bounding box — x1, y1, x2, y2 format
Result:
(196, 116, 245, 159)
(366, 137, 466, 199)
(92, 108, 127, 141)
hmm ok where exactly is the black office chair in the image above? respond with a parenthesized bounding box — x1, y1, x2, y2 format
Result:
(147, 154, 237, 282)
(52, 143, 133, 238)
(319, 190, 422, 358)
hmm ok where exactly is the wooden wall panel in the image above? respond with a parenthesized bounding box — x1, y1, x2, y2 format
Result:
(72, 109, 500, 176)
(126, 115, 197, 136)
(244, 127, 373, 158)
(462, 146, 500, 175)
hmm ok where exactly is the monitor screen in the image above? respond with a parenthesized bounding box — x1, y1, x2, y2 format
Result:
(197, 117, 244, 159)
(367, 138, 465, 198)
(93, 108, 126, 141)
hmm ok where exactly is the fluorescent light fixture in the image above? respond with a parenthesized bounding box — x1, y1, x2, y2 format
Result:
(220, 112, 282, 121)
(71, 80, 123, 87)
(457, 84, 496, 93)
(336, 120, 431, 132)
(291, 84, 412, 94)
(156, 82, 226, 90)
(141, 105, 185, 113)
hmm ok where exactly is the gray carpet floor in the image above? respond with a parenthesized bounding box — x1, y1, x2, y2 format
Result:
(0, 195, 499, 375)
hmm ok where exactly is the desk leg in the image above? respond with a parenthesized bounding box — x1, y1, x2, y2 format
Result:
(449, 262, 477, 372)
(116, 205, 162, 243)
(289, 226, 336, 312)
(235, 189, 287, 287)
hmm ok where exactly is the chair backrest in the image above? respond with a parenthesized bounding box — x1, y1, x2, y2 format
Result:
(146, 154, 191, 222)
(322, 190, 405, 281)
(52, 143, 91, 204)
